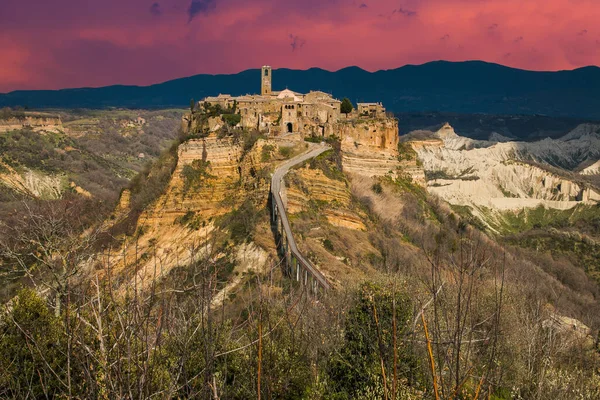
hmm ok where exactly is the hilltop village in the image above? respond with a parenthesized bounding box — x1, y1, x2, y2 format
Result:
(201, 66, 387, 137)
(182, 66, 401, 172)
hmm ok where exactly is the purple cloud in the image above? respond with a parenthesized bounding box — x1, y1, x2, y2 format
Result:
(188, 0, 216, 22)
(393, 8, 417, 17)
(289, 34, 306, 51)
(149, 2, 161, 17)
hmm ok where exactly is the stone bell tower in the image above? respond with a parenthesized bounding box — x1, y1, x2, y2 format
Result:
(261, 66, 272, 96)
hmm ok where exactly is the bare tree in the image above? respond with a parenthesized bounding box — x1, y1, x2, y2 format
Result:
(421, 229, 505, 399)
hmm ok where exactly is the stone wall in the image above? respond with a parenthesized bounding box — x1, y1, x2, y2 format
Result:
(336, 118, 399, 152)
(333, 117, 406, 178)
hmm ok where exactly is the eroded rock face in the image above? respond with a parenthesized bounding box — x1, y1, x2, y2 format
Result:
(412, 123, 600, 212)
(581, 160, 600, 175)
(116, 189, 131, 213)
(285, 167, 366, 231)
(0, 116, 63, 133)
(141, 136, 244, 228)
(336, 118, 404, 178)
(0, 161, 65, 199)
(337, 118, 399, 152)
(108, 134, 276, 289)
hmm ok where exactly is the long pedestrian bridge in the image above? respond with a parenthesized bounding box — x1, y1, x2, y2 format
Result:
(270, 143, 332, 294)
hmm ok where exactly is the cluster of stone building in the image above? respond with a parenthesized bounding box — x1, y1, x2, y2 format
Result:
(201, 66, 387, 137)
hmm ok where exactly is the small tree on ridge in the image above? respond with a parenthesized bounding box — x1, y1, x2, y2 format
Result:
(341, 98, 353, 117)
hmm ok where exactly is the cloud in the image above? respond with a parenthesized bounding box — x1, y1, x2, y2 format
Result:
(488, 23, 498, 30)
(188, 0, 216, 22)
(393, 8, 417, 17)
(149, 2, 162, 17)
(4, 0, 600, 92)
(359, 3, 368, 8)
(289, 34, 306, 52)
(577, 29, 588, 36)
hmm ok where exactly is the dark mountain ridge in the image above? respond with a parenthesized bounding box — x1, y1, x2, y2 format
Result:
(2, 60, 600, 119)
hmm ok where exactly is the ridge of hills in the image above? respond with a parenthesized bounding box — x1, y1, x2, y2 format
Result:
(3, 60, 600, 119)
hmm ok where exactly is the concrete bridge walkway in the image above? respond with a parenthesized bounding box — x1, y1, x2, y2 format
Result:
(271, 142, 332, 293)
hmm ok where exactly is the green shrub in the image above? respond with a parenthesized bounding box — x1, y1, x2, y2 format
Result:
(372, 182, 383, 194)
(234, 130, 264, 153)
(326, 282, 418, 398)
(221, 113, 241, 127)
(219, 199, 261, 244)
(261, 144, 275, 162)
(0, 289, 67, 397)
(397, 141, 417, 162)
(181, 160, 214, 191)
(279, 146, 293, 158)
(304, 134, 322, 143)
(307, 149, 345, 181)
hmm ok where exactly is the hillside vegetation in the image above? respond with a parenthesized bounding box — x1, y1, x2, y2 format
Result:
(0, 111, 599, 399)
(0, 108, 184, 299)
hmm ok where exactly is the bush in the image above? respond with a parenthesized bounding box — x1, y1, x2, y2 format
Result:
(219, 199, 260, 244)
(261, 144, 275, 162)
(307, 149, 345, 181)
(181, 160, 214, 192)
(326, 282, 418, 397)
(0, 289, 67, 397)
(304, 135, 322, 143)
(233, 130, 264, 153)
(221, 113, 241, 127)
(372, 182, 383, 194)
(397, 141, 417, 162)
(279, 147, 293, 158)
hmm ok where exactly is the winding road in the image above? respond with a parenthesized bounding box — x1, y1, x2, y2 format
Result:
(271, 142, 332, 291)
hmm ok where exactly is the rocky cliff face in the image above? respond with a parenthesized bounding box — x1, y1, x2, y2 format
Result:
(0, 115, 63, 133)
(107, 134, 281, 289)
(142, 136, 244, 226)
(285, 167, 366, 231)
(0, 161, 65, 199)
(336, 118, 405, 178)
(411, 123, 600, 213)
(434, 123, 600, 171)
(580, 160, 600, 175)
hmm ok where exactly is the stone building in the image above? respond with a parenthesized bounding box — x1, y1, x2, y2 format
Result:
(357, 102, 386, 118)
(202, 66, 342, 136)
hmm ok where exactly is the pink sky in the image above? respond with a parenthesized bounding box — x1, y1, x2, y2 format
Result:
(1, 0, 599, 92)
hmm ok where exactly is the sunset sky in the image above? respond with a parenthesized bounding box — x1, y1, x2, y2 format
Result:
(1, 0, 599, 92)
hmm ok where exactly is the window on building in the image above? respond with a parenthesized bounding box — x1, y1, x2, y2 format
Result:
(265, 69, 269, 77)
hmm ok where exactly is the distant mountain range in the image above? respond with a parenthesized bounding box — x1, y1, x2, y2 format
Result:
(2, 61, 600, 119)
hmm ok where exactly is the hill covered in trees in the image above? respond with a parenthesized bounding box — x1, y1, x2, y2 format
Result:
(3, 61, 600, 120)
